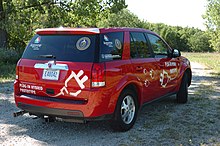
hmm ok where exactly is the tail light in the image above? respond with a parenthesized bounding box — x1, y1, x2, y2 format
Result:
(15, 65, 19, 79)
(14, 65, 20, 95)
(91, 63, 105, 87)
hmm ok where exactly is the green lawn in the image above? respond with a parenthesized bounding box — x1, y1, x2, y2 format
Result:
(182, 52, 220, 75)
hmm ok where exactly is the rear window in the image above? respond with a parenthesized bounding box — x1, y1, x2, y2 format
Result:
(99, 32, 124, 62)
(22, 34, 97, 62)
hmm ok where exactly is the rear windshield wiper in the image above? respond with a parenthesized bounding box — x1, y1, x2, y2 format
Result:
(37, 54, 56, 59)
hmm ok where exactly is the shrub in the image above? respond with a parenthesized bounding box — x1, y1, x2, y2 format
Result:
(0, 48, 21, 64)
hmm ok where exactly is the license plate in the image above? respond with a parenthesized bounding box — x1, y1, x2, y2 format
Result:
(42, 69, 60, 80)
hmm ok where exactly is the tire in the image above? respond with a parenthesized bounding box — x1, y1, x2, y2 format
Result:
(111, 89, 138, 132)
(176, 73, 188, 103)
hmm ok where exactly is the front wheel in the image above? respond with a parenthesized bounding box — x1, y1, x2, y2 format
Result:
(111, 89, 138, 132)
(176, 73, 188, 103)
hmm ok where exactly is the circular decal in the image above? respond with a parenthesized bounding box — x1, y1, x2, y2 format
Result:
(115, 39, 122, 50)
(76, 37, 91, 51)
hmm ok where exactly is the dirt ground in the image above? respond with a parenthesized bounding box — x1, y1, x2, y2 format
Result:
(0, 62, 220, 146)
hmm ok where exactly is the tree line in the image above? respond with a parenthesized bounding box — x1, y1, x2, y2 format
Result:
(0, 0, 219, 53)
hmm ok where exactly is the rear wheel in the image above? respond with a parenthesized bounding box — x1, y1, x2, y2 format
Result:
(176, 73, 188, 103)
(111, 89, 138, 132)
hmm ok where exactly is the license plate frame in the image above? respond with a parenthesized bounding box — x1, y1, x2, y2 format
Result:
(42, 69, 60, 80)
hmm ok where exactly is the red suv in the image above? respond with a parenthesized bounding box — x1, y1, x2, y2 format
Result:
(14, 27, 192, 131)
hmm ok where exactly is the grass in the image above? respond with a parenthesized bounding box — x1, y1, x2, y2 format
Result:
(182, 52, 220, 75)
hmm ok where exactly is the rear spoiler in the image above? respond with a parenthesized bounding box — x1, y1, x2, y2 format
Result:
(36, 27, 100, 35)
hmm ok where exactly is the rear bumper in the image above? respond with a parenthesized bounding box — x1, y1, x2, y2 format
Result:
(14, 93, 115, 121)
(17, 102, 113, 121)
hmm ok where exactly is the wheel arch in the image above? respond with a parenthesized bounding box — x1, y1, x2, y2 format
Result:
(119, 83, 142, 109)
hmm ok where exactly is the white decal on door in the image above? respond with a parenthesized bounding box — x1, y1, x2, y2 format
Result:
(160, 69, 178, 88)
(149, 69, 155, 79)
(165, 62, 176, 67)
(142, 68, 155, 87)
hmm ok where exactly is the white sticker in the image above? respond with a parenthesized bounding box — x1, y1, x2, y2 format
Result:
(115, 39, 122, 50)
(104, 35, 109, 41)
(101, 54, 121, 59)
(76, 37, 91, 51)
(52, 70, 88, 97)
(165, 62, 176, 67)
(30, 44, 42, 50)
(103, 41, 113, 48)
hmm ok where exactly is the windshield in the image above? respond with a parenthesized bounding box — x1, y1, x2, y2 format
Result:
(22, 34, 97, 62)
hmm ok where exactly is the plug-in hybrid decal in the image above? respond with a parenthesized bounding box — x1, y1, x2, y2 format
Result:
(53, 70, 88, 97)
(19, 70, 88, 97)
(158, 61, 179, 88)
(170, 68, 177, 74)
(76, 37, 91, 51)
(19, 83, 43, 94)
(165, 62, 176, 67)
(160, 69, 178, 88)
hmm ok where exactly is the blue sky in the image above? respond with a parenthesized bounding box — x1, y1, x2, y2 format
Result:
(126, 0, 207, 30)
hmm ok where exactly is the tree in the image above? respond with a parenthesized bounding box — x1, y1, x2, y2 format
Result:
(188, 31, 213, 52)
(71, 0, 127, 27)
(203, 0, 220, 52)
(0, 0, 127, 50)
(98, 9, 145, 28)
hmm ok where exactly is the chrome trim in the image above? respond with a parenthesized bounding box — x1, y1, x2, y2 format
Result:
(34, 63, 69, 70)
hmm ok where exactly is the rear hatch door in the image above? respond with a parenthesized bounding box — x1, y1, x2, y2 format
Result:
(18, 32, 98, 99)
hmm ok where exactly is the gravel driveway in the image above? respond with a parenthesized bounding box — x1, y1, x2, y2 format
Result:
(0, 62, 220, 146)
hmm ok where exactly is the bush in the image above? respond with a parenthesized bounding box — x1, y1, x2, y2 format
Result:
(0, 48, 22, 64)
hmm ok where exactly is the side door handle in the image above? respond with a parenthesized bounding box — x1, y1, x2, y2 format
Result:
(136, 66, 143, 71)
(158, 63, 165, 68)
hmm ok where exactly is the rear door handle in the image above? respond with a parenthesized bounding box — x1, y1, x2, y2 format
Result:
(136, 66, 143, 71)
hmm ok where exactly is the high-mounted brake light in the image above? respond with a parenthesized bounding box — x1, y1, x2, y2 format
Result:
(91, 63, 105, 87)
(36, 28, 100, 35)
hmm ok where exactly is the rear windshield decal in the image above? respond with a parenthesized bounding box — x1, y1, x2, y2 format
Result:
(34, 36, 41, 44)
(30, 44, 42, 51)
(101, 54, 121, 59)
(115, 39, 122, 50)
(103, 35, 113, 48)
(76, 37, 91, 51)
(104, 35, 109, 41)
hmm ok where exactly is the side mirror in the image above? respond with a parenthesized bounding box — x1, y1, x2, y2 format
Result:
(172, 49, 181, 58)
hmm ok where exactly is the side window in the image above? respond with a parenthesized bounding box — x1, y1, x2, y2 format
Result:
(130, 32, 151, 58)
(100, 32, 123, 62)
(147, 34, 169, 58)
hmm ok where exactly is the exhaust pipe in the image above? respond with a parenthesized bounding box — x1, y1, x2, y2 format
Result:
(13, 110, 27, 117)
